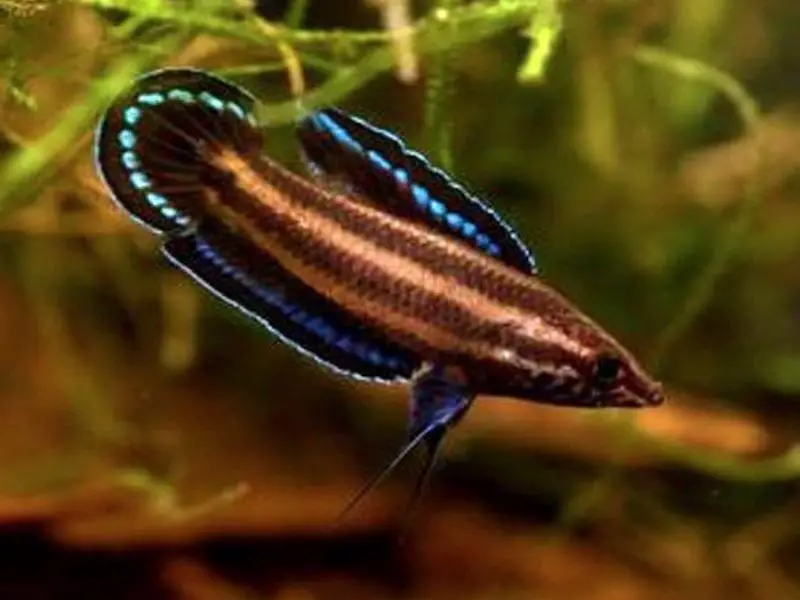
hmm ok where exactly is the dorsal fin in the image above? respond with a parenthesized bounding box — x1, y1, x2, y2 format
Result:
(297, 108, 537, 275)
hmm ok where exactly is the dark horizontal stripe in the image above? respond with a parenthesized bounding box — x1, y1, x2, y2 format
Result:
(240, 155, 604, 347)
(212, 186, 506, 352)
(202, 156, 585, 370)
(164, 219, 419, 382)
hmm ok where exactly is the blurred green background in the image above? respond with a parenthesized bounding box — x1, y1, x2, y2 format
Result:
(0, 0, 799, 598)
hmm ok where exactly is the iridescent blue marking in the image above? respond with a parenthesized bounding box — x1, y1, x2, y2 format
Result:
(355, 343, 371, 360)
(290, 309, 308, 324)
(226, 101, 246, 120)
(445, 212, 463, 230)
(167, 89, 194, 103)
(315, 111, 508, 256)
(199, 91, 225, 112)
(315, 112, 511, 262)
(316, 112, 361, 153)
(118, 130, 136, 150)
(462, 221, 477, 239)
(137, 92, 165, 106)
(309, 317, 336, 344)
(121, 151, 140, 170)
(304, 316, 321, 336)
(337, 127, 504, 253)
(177, 236, 405, 377)
(368, 150, 392, 172)
(355, 342, 369, 360)
(129, 171, 151, 190)
(161, 206, 179, 219)
(475, 233, 491, 249)
(314, 110, 537, 273)
(146, 192, 167, 208)
(429, 199, 446, 220)
(315, 320, 336, 343)
(411, 183, 429, 209)
(353, 341, 369, 360)
(124, 106, 142, 126)
(394, 169, 409, 188)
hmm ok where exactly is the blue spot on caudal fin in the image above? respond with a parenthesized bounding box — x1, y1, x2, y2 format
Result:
(95, 68, 263, 235)
(296, 108, 537, 275)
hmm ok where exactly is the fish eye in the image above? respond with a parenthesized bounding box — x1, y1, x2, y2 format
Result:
(594, 353, 622, 385)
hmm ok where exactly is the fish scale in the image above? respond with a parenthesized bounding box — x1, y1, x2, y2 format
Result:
(95, 68, 664, 523)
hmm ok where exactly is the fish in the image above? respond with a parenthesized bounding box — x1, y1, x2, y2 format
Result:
(95, 68, 665, 522)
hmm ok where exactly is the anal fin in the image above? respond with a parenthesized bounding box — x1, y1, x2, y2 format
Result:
(162, 220, 418, 383)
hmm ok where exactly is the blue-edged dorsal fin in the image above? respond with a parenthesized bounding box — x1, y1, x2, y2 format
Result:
(162, 219, 419, 383)
(297, 108, 537, 275)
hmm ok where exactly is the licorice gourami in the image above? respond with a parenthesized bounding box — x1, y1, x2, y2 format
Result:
(95, 68, 664, 521)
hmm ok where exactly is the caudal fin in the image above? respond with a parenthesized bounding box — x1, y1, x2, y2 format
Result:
(94, 68, 262, 235)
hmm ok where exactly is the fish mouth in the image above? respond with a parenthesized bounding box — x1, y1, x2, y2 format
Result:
(625, 383, 665, 408)
(644, 382, 666, 406)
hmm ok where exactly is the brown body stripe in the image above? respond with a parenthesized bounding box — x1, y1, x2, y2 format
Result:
(229, 154, 609, 342)
(203, 149, 599, 370)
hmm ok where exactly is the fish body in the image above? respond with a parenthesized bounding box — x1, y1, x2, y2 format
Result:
(95, 68, 664, 517)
